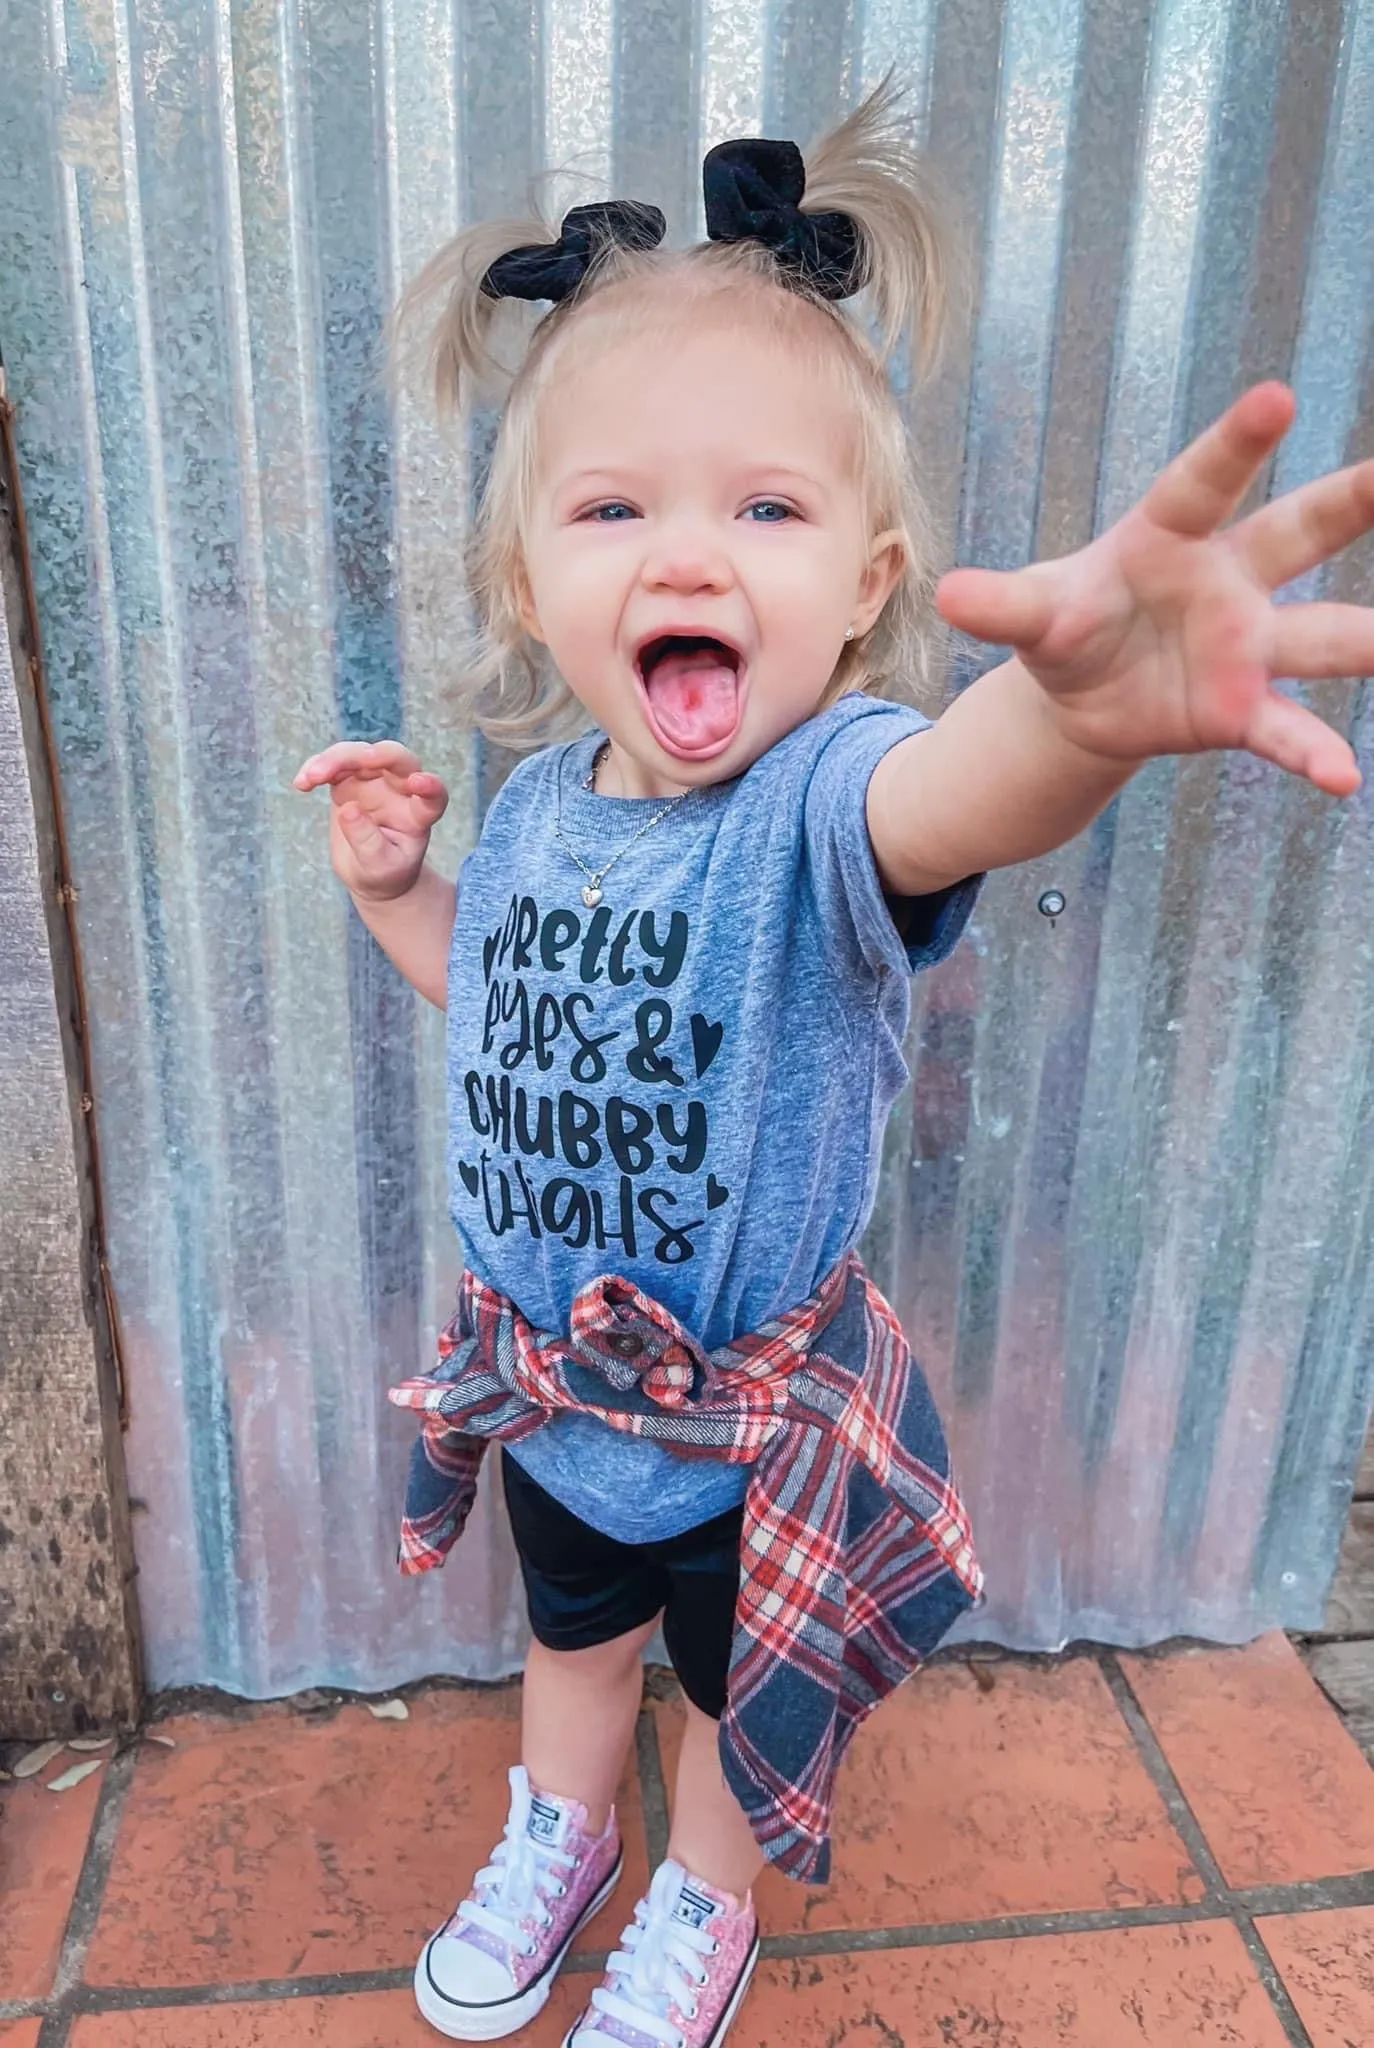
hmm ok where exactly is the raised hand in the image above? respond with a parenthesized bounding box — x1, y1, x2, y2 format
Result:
(936, 383, 1371, 797)
(294, 741, 450, 900)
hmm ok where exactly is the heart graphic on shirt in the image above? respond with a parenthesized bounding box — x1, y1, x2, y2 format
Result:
(457, 1160, 480, 1197)
(706, 1174, 730, 1210)
(482, 931, 500, 982)
(690, 1014, 725, 1080)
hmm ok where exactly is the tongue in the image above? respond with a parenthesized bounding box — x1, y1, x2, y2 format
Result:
(643, 648, 739, 750)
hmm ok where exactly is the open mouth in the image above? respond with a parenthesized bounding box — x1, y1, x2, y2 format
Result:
(634, 633, 747, 758)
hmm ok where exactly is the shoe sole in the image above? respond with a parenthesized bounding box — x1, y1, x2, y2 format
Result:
(414, 1849, 625, 2042)
(560, 1929, 761, 2048)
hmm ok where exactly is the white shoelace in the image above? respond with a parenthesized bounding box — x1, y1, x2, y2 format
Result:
(580, 1861, 719, 2048)
(453, 1766, 576, 1956)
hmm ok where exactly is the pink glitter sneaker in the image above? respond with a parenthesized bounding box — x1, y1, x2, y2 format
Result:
(415, 1765, 623, 2040)
(562, 1859, 759, 2048)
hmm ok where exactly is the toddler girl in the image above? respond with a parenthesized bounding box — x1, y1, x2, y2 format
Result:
(295, 82, 1368, 2048)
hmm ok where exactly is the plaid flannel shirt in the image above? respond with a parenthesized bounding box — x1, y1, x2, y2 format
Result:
(389, 1251, 982, 1883)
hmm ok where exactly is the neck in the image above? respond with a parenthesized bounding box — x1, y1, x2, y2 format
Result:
(593, 738, 692, 801)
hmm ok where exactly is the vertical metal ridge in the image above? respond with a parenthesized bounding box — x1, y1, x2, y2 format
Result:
(377, 0, 473, 1370)
(1035, 0, 1153, 562)
(105, 0, 246, 1679)
(912, 0, 1008, 590)
(1281, 0, 1374, 504)
(544, 0, 614, 217)
(957, 0, 1084, 573)
(614, 0, 702, 239)
(3, 0, 1371, 1688)
(764, 0, 857, 137)
(1095, 0, 1230, 528)
(698, 0, 766, 181)
(857, 0, 939, 134)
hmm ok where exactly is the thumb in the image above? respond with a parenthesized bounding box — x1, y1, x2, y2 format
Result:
(936, 565, 1056, 649)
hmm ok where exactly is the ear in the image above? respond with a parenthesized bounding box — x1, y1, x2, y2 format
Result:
(853, 528, 907, 635)
(513, 557, 547, 644)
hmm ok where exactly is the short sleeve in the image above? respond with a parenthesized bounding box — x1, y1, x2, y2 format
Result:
(802, 701, 983, 979)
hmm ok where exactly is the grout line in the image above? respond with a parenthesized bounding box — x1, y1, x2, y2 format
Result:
(40, 1871, 1374, 2021)
(634, 1700, 672, 1869)
(759, 1900, 1223, 1957)
(66, 1973, 414, 2014)
(1101, 1654, 1315, 2048)
(1098, 1653, 1228, 1894)
(50, 1912, 1226, 2018)
(35, 1745, 140, 2048)
(66, 1964, 605, 2013)
(66, 1957, 611, 2015)
(1231, 1914, 1319, 2048)
(1234, 1871, 1374, 1915)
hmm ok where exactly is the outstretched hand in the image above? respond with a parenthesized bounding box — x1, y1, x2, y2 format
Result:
(936, 383, 1370, 797)
(293, 741, 450, 900)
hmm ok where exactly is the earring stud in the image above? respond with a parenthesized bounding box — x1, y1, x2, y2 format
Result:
(844, 626, 855, 642)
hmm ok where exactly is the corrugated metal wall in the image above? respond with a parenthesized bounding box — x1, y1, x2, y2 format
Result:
(1, 0, 1371, 1695)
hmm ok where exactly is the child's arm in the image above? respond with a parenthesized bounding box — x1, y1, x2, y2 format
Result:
(868, 384, 1371, 898)
(294, 740, 455, 1009)
(349, 864, 456, 1010)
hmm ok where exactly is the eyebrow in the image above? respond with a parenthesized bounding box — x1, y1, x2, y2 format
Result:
(552, 463, 832, 496)
(736, 465, 829, 489)
(556, 469, 638, 489)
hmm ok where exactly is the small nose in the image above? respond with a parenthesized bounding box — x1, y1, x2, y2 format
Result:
(640, 520, 734, 596)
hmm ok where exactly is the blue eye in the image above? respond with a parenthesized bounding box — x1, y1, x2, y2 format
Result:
(744, 500, 795, 523)
(584, 501, 638, 522)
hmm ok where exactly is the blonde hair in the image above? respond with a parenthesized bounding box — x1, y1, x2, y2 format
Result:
(391, 79, 960, 747)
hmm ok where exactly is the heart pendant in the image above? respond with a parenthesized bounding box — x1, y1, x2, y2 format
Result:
(582, 884, 603, 908)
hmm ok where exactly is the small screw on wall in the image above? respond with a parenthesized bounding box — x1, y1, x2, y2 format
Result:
(1038, 888, 1067, 927)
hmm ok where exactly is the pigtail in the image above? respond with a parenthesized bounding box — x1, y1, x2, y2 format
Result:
(801, 76, 957, 372)
(387, 214, 561, 416)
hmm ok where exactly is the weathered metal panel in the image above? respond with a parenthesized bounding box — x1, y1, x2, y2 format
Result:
(0, 0, 1369, 1693)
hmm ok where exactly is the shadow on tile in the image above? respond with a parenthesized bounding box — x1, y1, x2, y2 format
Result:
(658, 1655, 1203, 1933)
(84, 1692, 645, 1990)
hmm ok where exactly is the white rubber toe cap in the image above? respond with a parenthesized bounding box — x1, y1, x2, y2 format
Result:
(422, 1931, 521, 2008)
(415, 1928, 552, 2040)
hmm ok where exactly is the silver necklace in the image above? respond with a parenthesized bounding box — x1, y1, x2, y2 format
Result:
(553, 741, 690, 908)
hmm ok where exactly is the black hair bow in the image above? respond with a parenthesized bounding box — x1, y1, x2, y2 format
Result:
(703, 137, 865, 300)
(481, 199, 666, 303)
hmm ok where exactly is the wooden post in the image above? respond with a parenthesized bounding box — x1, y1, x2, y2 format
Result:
(0, 377, 142, 1737)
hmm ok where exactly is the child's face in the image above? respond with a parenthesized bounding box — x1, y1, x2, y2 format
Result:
(518, 317, 904, 796)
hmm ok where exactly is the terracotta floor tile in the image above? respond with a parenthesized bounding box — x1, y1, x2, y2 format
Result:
(0, 1761, 103, 1998)
(85, 1691, 647, 1989)
(1122, 1634, 1374, 1887)
(62, 1924, 1293, 2045)
(657, 1657, 1203, 1933)
(70, 1975, 588, 2045)
(1256, 1906, 1374, 2047)
(733, 1922, 1289, 2045)
(0, 2024, 43, 2048)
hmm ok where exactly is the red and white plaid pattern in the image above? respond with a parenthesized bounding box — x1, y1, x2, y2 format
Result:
(390, 1253, 982, 1881)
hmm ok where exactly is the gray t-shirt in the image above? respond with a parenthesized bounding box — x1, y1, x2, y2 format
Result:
(445, 694, 979, 1540)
